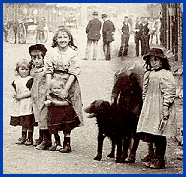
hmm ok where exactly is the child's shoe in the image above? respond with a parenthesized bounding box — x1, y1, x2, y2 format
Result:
(35, 141, 52, 150)
(59, 137, 71, 153)
(149, 159, 165, 169)
(16, 137, 26, 145)
(126, 153, 136, 163)
(49, 144, 62, 151)
(33, 138, 43, 146)
(141, 154, 154, 167)
(24, 139, 33, 145)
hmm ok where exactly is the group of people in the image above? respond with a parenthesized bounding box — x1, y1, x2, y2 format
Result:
(9, 22, 177, 169)
(84, 11, 115, 61)
(84, 11, 162, 60)
(134, 17, 161, 58)
(3, 17, 48, 44)
(10, 28, 83, 153)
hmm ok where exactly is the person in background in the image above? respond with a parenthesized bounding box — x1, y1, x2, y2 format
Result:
(36, 17, 46, 43)
(134, 17, 141, 57)
(10, 59, 34, 145)
(102, 13, 115, 60)
(118, 16, 131, 57)
(84, 11, 102, 60)
(140, 17, 150, 56)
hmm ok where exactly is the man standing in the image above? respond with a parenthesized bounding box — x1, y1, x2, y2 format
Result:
(36, 17, 46, 43)
(134, 17, 141, 57)
(102, 14, 115, 60)
(84, 11, 102, 60)
(118, 16, 131, 57)
(140, 17, 150, 56)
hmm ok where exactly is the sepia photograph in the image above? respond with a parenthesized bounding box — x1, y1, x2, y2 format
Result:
(3, 3, 183, 174)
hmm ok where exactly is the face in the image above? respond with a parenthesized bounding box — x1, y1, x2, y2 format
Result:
(18, 65, 30, 78)
(149, 56, 162, 70)
(51, 84, 63, 95)
(56, 31, 70, 48)
(124, 17, 129, 23)
(30, 50, 44, 68)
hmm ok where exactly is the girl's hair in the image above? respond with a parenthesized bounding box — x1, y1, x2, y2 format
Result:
(51, 28, 77, 50)
(144, 56, 171, 71)
(15, 59, 32, 74)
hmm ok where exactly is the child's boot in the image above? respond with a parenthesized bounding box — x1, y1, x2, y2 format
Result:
(16, 129, 27, 144)
(25, 130, 33, 145)
(59, 137, 71, 153)
(33, 129, 44, 146)
(35, 130, 50, 150)
(141, 142, 155, 167)
(49, 134, 62, 151)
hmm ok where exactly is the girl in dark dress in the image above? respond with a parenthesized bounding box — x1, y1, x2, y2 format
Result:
(45, 79, 80, 152)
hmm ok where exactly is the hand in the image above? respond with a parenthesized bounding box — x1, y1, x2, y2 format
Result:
(44, 100, 51, 106)
(14, 93, 23, 100)
(163, 106, 169, 120)
(59, 89, 68, 99)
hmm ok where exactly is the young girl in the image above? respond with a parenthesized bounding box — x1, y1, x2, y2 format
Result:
(29, 44, 52, 150)
(136, 48, 177, 169)
(45, 28, 83, 153)
(10, 59, 34, 145)
(45, 79, 80, 151)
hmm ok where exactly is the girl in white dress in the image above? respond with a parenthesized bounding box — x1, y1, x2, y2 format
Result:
(136, 48, 176, 169)
(10, 59, 34, 145)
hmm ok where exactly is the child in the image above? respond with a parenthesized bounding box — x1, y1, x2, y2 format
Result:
(29, 44, 52, 150)
(45, 28, 83, 153)
(136, 48, 177, 169)
(45, 79, 80, 152)
(10, 59, 34, 145)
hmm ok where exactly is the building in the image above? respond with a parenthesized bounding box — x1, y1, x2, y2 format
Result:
(147, 3, 183, 62)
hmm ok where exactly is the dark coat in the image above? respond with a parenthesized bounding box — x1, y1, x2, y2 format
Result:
(140, 23, 150, 36)
(102, 20, 115, 42)
(86, 18, 102, 41)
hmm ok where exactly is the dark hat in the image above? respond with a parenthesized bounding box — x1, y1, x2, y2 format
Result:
(93, 11, 98, 16)
(29, 44, 47, 56)
(143, 48, 167, 60)
(101, 14, 107, 18)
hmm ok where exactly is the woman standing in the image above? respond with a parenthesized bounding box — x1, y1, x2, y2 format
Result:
(45, 28, 83, 153)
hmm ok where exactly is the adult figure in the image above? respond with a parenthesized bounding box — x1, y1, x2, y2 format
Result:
(84, 11, 102, 60)
(140, 17, 150, 56)
(36, 17, 46, 43)
(134, 17, 141, 57)
(12, 20, 20, 44)
(118, 16, 131, 57)
(3, 21, 9, 42)
(154, 19, 161, 45)
(102, 14, 115, 60)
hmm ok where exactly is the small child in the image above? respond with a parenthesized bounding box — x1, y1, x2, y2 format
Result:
(10, 59, 34, 145)
(29, 44, 52, 150)
(45, 79, 80, 152)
